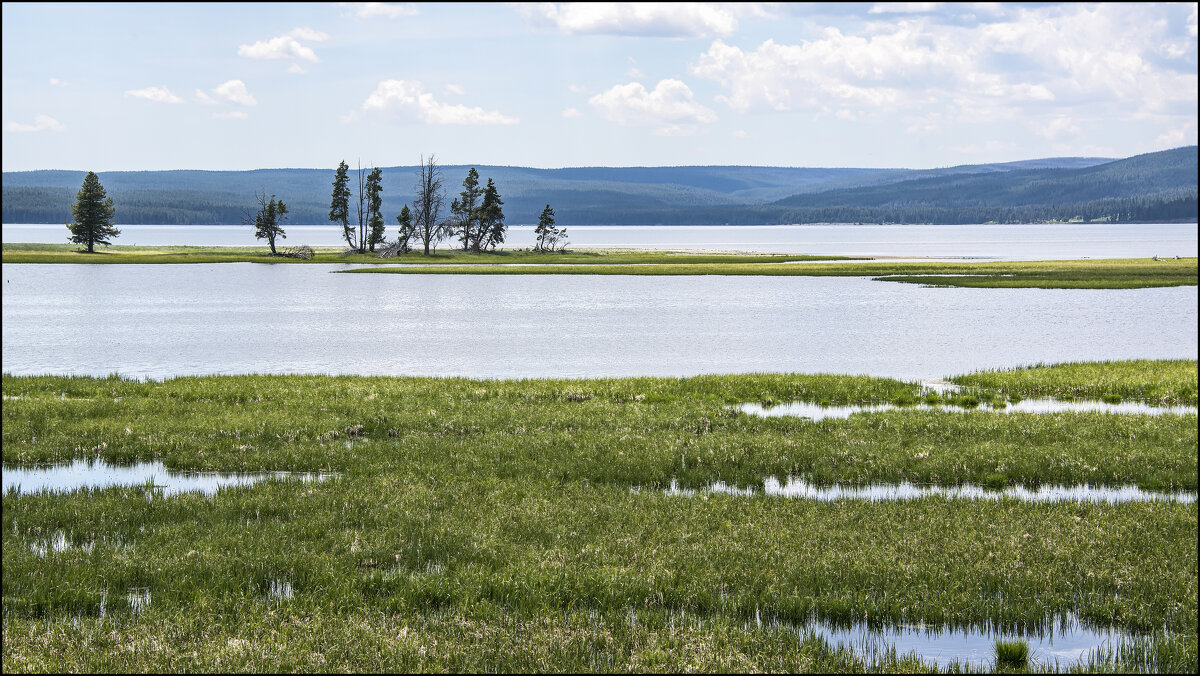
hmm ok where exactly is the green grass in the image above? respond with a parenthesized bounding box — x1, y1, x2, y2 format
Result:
(995, 639, 1029, 670)
(2, 362, 1197, 672)
(341, 257, 1198, 289)
(5, 243, 1195, 288)
(0, 242, 851, 266)
(951, 360, 1198, 406)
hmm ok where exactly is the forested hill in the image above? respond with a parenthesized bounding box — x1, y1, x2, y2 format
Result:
(3, 148, 1194, 225)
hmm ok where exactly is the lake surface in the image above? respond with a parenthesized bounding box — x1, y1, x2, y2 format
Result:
(4, 222, 1196, 260)
(2, 264, 1195, 380)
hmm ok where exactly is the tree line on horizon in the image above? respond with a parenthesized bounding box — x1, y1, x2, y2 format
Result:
(323, 154, 566, 256)
(31, 147, 1200, 235)
(60, 159, 568, 255)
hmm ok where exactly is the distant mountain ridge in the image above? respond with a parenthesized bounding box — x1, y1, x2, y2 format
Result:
(3, 148, 1194, 226)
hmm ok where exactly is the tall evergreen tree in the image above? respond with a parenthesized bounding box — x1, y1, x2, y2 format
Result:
(365, 166, 386, 252)
(329, 160, 353, 250)
(394, 204, 415, 253)
(66, 171, 119, 253)
(451, 168, 482, 251)
(476, 178, 505, 251)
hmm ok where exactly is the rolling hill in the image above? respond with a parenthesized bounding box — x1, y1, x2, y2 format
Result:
(2, 148, 1193, 226)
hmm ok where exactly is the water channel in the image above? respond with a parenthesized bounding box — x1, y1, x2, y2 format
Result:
(3, 264, 1195, 380)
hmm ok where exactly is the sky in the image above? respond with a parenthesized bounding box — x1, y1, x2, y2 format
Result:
(2, 2, 1197, 172)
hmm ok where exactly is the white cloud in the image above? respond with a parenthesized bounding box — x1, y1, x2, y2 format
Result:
(589, 79, 717, 134)
(213, 111, 249, 120)
(341, 2, 418, 19)
(732, 129, 748, 138)
(1155, 119, 1198, 150)
(868, 2, 943, 14)
(654, 124, 705, 136)
(515, 2, 767, 38)
(562, 106, 582, 118)
(691, 2, 1197, 141)
(627, 66, 645, 79)
(945, 139, 1015, 154)
(125, 85, 183, 103)
(1189, 4, 1198, 38)
(4, 114, 64, 133)
(1035, 115, 1080, 141)
(238, 28, 328, 62)
(568, 84, 586, 93)
(444, 83, 466, 95)
(288, 63, 307, 74)
(212, 80, 257, 106)
(288, 27, 330, 41)
(905, 114, 940, 134)
(48, 78, 68, 87)
(362, 80, 519, 125)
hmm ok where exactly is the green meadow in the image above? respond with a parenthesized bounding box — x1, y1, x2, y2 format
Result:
(343, 257, 1198, 289)
(4, 243, 1196, 289)
(3, 362, 1196, 672)
(0, 242, 850, 266)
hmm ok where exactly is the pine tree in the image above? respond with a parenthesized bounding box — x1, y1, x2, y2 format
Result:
(365, 167, 386, 251)
(394, 204, 415, 253)
(329, 160, 353, 250)
(67, 171, 119, 253)
(251, 189, 288, 254)
(534, 203, 566, 252)
(452, 168, 483, 251)
(476, 178, 505, 251)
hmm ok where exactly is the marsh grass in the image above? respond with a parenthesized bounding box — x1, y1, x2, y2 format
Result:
(6, 243, 1193, 289)
(0, 243, 850, 266)
(995, 639, 1030, 669)
(2, 361, 1196, 672)
(951, 360, 1198, 406)
(339, 257, 1198, 289)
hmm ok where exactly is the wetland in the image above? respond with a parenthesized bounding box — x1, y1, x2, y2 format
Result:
(2, 363, 1197, 672)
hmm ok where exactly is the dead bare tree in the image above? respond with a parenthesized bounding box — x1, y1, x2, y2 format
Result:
(412, 154, 448, 255)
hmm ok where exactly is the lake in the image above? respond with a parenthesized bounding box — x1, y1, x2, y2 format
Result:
(3, 222, 1197, 260)
(2, 263, 1194, 380)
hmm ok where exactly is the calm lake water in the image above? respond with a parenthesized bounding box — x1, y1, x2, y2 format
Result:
(2, 264, 1195, 380)
(4, 222, 1196, 260)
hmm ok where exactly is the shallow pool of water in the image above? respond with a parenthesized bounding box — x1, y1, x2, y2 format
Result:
(739, 397, 1198, 421)
(776, 612, 1152, 670)
(2, 457, 332, 496)
(660, 478, 1196, 504)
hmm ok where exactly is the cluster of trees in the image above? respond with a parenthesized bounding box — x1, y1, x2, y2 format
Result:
(329, 161, 387, 253)
(246, 155, 565, 256)
(383, 155, 510, 255)
(326, 155, 565, 256)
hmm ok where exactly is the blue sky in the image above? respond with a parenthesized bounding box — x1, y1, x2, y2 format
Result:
(2, 2, 1197, 171)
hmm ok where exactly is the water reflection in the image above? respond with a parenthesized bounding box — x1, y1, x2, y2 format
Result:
(2, 457, 332, 496)
(3, 266, 1195, 380)
(739, 397, 1198, 421)
(661, 478, 1196, 504)
(767, 612, 1150, 670)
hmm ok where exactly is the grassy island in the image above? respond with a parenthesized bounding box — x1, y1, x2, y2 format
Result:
(3, 361, 1196, 672)
(3, 243, 1196, 289)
